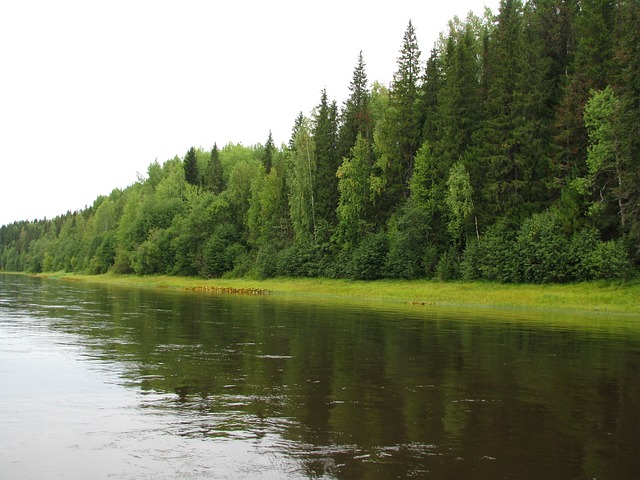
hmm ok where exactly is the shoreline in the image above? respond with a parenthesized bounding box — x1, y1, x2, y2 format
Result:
(20, 271, 640, 316)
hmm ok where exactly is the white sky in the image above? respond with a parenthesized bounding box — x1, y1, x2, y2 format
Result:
(0, 0, 497, 226)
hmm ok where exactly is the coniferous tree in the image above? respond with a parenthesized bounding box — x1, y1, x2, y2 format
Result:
(262, 131, 275, 174)
(477, 0, 551, 221)
(552, 0, 614, 184)
(313, 89, 340, 226)
(434, 18, 483, 169)
(337, 51, 372, 160)
(421, 47, 442, 146)
(205, 143, 225, 194)
(613, 0, 640, 250)
(2, 6, 638, 280)
(374, 20, 423, 217)
(289, 112, 305, 150)
(183, 147, 199, 187)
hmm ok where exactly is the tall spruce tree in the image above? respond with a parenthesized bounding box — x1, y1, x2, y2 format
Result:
(374, 20, 423, 216)
(262, 131, 275, 174)
(313, 89, 339, 226)
(434, 18, 483, 168)
(289, 112, 305, 150)
(421, 47, 442, 146)
(477, 0, 551, 221)
(205, 143, 224, 194)
(553, 0, 615, 184)
(613, 0, 640, 251)
(337, 51, 372, 161)
(183, 147, 199, 187)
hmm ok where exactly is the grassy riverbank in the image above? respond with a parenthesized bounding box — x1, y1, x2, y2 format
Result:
(31, 272, 640, 315)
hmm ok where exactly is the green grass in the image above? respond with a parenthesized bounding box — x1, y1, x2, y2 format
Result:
(33, 272, 640, 315)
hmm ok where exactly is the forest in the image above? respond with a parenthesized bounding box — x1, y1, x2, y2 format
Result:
(1, 0, 638, 283)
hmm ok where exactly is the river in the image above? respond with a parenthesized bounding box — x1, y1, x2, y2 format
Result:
(1, 274, 639, 479)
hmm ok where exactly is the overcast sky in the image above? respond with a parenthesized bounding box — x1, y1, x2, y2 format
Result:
(0, 0, 497, 226)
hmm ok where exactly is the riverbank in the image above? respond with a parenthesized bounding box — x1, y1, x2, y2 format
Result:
(29, 272, 640, 315)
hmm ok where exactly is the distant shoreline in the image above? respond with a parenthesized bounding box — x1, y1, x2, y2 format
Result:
(20, 272, 640, 316)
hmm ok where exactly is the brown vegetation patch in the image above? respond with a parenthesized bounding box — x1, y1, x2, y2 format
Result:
(183, 286, 271, 295)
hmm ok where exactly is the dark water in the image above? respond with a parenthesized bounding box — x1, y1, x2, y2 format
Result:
(1, 274, 639, 479)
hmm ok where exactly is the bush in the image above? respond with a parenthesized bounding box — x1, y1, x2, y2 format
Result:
(460, 239, 482, 280)
(516, 211, 572, 283)
(89, 232, 116, 274)
(252, 247, 274, 279)
(276, 241, 322, 277)
(384, 205, 431, 279)
(347, 232, 388, 280)
(476, 220, 519, 282)
(436, 247, 461, 281)
(201, 224, 243, 278)
(133, 228, 174, 275)
(583, 239, 632, 280)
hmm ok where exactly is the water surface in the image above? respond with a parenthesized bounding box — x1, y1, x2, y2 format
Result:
(1, 274, 639, 479)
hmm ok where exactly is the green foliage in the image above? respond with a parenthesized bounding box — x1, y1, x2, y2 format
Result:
(134, 228, 174, 275)
(2, 5, 638, 283)
(474, 220, 520, 282)
(262, 132, 275, 174)
(89, 231, 116, 274)
(384, 203, 432, 279)
(374, 21, 423, 211)
(202, 223, 244, 278)
(287, 120, 317, 244)
(582, 238, 632, 280)
(346, 231, 388, 280)
(515, 210, 573, 283)
(247, 168, 289, 248)
(335, 134, 374, 249)
(276, 241, 323, 278)
(183, 147, 199, 186)
(205, 143, 225, 194)
(337, 51, 372, 160)
(445, 162, 474, 240)
(313, 89, 340, 226)
(435, 247, 461, 281)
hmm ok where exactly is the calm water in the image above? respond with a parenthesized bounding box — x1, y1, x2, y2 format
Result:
(1, 274, 639, 479)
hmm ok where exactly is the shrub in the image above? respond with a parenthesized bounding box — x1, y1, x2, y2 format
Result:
(347, 232, 389, 280)
(583, 239, 632, 280)
(384, 205, 431, 279)
(201, 223, 243, 278)
(476, 220, 519, 282)
(436, 247, 461, 281)
(516, 211, 572, 283)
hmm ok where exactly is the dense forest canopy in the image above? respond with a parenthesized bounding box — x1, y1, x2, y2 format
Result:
(2, 0, 639, 283)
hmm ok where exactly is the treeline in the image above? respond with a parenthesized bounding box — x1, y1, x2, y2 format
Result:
(2, 0, 639, 283)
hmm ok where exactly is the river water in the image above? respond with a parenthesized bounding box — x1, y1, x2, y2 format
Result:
(1, 274, 639, 479)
